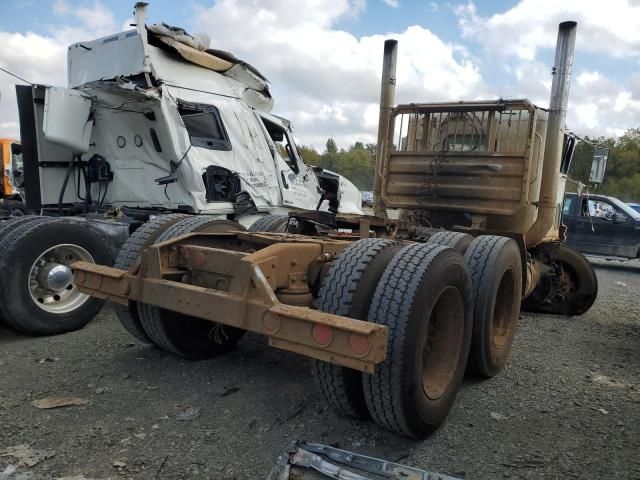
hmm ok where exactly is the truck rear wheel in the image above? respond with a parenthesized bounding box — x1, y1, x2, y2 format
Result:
(0, 215, 46, 240)
(427, 231, 473, 253)
(363, 243, 473, 438)
(465, 235, 522, 378)
(0, 216, 50, 324)
(312, 239, 402, 418)
(248, 215, 290, 233)
(0, 218, 111, 335)
(522, 242, 597, 316)
(113, 213, 189, 343)
(138, 216, 246, 359)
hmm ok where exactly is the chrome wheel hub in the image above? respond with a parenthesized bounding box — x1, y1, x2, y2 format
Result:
(29, 244, 94, 314)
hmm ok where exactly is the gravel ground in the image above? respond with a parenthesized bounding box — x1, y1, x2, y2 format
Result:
(1, 260, 639, 479)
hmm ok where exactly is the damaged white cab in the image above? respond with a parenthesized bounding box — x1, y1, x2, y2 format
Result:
(6, 3, 360, 336)
(33, 5, 361, 223)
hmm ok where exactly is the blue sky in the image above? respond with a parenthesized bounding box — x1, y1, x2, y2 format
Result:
(1, 0, 639, 147)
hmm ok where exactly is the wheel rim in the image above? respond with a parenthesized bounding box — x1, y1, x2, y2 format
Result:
(421, 286, 465, 401)
(28, 244, 94, 314)
(491, 268, 517, 350)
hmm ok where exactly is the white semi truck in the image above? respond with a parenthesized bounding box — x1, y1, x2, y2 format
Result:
(3, 3, 361, 335)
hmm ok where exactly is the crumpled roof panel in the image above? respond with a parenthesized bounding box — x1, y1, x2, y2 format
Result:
(147, 23, 271, 98)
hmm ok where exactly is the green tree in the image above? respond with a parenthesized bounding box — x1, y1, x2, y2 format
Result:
(297, 144, 321, 166)
(567, 128, 640, 201)
(325, 138, 338, 154)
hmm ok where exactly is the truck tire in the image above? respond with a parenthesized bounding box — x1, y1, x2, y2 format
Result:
(0, 216, 50, 324)
(0, 218, 112, 335)
(465, 235, 522, 378)
(312, 239, 402, 418)
(113, 213, 190, 343)
(427, 231, 473, 253)
(0, 215, 47, 241)
(248, 215, 289, 232)
(522, 242, 597, 316)
(138, 216, 246, 359)
(363, 243, 473, 438)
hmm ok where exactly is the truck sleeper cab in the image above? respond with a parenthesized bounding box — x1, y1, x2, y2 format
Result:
(3, 7, 362, 338)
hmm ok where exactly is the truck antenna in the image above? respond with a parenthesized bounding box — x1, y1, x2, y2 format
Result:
(0, 66, 33, 85)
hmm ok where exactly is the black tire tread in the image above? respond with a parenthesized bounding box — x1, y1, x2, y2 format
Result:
(363, 243, 456, 436)
(312, 239, 400, 418)
(113, 213, 190, 342)
(465, 236, 509, 309)
(427, 230, 473, 253)
(464, 235, 521, 377)
(138, 216, 242, 356)
(248, 215, 289, 233)
(0, 215, 47, 241)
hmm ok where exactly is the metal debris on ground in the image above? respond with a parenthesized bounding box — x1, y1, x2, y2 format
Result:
(267, 441, 462, 479)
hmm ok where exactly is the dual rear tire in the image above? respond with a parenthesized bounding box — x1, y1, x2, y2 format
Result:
(314, 239, 474, 438)
(116, 215, 246, 359)
(0, 216, 111, 335)
(314, 234, 524, 437)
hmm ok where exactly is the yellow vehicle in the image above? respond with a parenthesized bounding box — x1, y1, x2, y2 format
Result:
(0, 138, 24, 202)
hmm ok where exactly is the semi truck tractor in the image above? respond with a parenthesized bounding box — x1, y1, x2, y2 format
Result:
(2, 3, 361, 335)
(70, 14, 597, 438)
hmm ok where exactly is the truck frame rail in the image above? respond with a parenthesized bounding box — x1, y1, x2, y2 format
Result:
(73, 231, 388, 373)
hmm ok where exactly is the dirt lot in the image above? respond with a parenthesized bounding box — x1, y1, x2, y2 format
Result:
(1, 259, 639, 480)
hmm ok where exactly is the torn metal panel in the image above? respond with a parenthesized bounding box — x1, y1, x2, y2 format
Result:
(68, 12, 273, 113)
(67, 30, 146, 89)
(267, 441, 462, 480)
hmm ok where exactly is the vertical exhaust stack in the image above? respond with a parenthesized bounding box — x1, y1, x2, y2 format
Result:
(373, 39, 398, 218)
(524, 21, 577, 247)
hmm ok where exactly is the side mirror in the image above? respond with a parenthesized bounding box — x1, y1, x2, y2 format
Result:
(589, 147, 609, 184)
(613, 212, 628, 224)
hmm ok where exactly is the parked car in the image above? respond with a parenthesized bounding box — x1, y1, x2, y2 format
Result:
(628, 202, 640, 214)
(361, 190, 373, 207)
(563, 192, 640, 259)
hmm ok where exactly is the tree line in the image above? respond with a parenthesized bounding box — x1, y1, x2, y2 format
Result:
(299, 127, 640, 202)
(298, 139, 376, 191)
(567, 127, 640, 202)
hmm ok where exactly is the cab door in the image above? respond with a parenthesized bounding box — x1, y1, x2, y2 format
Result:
(257, 114, 321, 210)
(571, 197, 637, 257)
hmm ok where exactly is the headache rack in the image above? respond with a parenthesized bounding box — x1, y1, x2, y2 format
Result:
(380, 100, 548, 223)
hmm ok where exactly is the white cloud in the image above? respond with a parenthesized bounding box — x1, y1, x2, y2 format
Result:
(454, 0, 640, 59)
(454, 1, 640, 138)
(193, 0, 483, 148)
(576, 71, 602, 87)
(575, 103, 598, 130)
(382, 0, 399, 8)
(3, 0, 637, 149)
(614, 91, 632, 112)
(0, 1, 119, 140)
